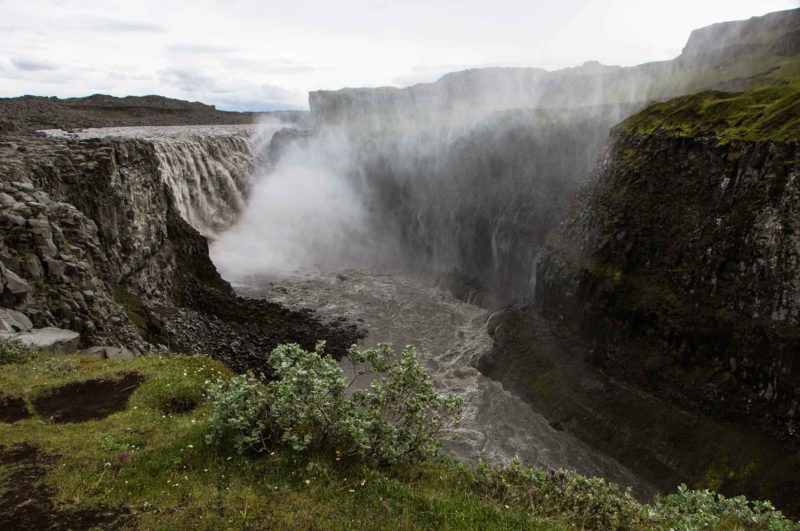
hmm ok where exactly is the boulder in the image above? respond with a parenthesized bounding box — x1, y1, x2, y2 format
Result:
(1, 266, 28, 295)
(0, 192, 16, 207)
(0, 309, 33, 333)
(80, 345, 135, 361)
(0, 327, 80, 354)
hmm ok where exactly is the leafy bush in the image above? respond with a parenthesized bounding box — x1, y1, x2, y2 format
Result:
(463, 461, 798, 530)
(652, 484, 795, 530)
(42, 357, 79, 375)
(465, 460, 650, 529)
(205, 371, 270, 453)
(206, 342, 463, 464)
(0, 337, 38, 365)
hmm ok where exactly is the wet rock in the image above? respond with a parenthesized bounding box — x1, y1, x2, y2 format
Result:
(19, 257, 43, 280)
(0, 192, 15, 207)
(44, 259, 65, 281)
(11, 182, 34, 192)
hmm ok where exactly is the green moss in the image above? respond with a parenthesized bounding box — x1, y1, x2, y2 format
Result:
(696, 458, 758, 493)
(621, 83, 800, 142)
(112, 285, 167, 344)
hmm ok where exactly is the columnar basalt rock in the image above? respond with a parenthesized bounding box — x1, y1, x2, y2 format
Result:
(536, 131, 800, 441)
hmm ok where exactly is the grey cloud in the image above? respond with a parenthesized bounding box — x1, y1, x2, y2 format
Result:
(200, 54, 322, 74)
(212, 97, 301, 112)
(159, 68, 230, 93)
(251, 62, 320, 74)
(11, 57, 58, 71)
(158, 66, 300, 111)
(167, 44, 240, 54)
(85, 18, 167, 33)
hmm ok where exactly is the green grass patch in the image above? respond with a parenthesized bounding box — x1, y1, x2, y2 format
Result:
(0, 353, 796, 529)
(621, 83, 800, 142)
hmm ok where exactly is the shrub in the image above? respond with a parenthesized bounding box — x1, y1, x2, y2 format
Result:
(42, 357, 79, 375)
(465, 460, 650, 529)
(206, 371, 270, 454)
(0, 337, 38, 365)
(206, 342, 463, 464)
(652, 484, 796, 530)
(463, 461, 798, 530)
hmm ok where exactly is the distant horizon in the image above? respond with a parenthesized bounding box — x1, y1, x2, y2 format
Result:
(0, 61, 645, 113)
(1, 1, 797, 111)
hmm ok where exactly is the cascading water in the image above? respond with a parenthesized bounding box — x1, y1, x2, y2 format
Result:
(153, 130, 254, 236)
(42, 124, 281, 236)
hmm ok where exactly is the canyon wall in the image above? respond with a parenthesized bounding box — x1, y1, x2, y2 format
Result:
(481, 82, 800, 512)
(347, 106, 635, 302)
(0, 130, 360, 369)
(536, 130, 800, 436)
(310, 9, 800, 127)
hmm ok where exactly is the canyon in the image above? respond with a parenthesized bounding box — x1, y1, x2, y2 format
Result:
(1, 6, 799, 521)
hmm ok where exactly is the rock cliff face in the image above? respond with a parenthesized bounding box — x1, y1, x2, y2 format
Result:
(535, 129, 800, 440)
(679, 8, 800, 64)
(0, 131, 361, 369)
(480, 86, 800, 512)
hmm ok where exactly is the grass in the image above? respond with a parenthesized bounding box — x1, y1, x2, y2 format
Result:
(621, 82, 800, 142)
(0, 354, 559, 530)
(1, 352, 796, 529)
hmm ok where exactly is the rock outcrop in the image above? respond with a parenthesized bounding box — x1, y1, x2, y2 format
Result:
(0, 131, 361, 366)
(1, 327, 80, 354)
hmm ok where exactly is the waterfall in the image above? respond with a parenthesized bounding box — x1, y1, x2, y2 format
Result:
(41, 124, 282, 239)
(152, 130, 256, 236)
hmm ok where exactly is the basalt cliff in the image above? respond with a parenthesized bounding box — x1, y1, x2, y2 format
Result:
(0, 126, 358, 371)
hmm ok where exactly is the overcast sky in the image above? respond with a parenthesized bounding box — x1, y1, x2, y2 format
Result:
(0, 0, 797, 111)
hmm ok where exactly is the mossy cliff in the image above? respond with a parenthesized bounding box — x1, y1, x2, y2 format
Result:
(536, 88, 800, 441)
